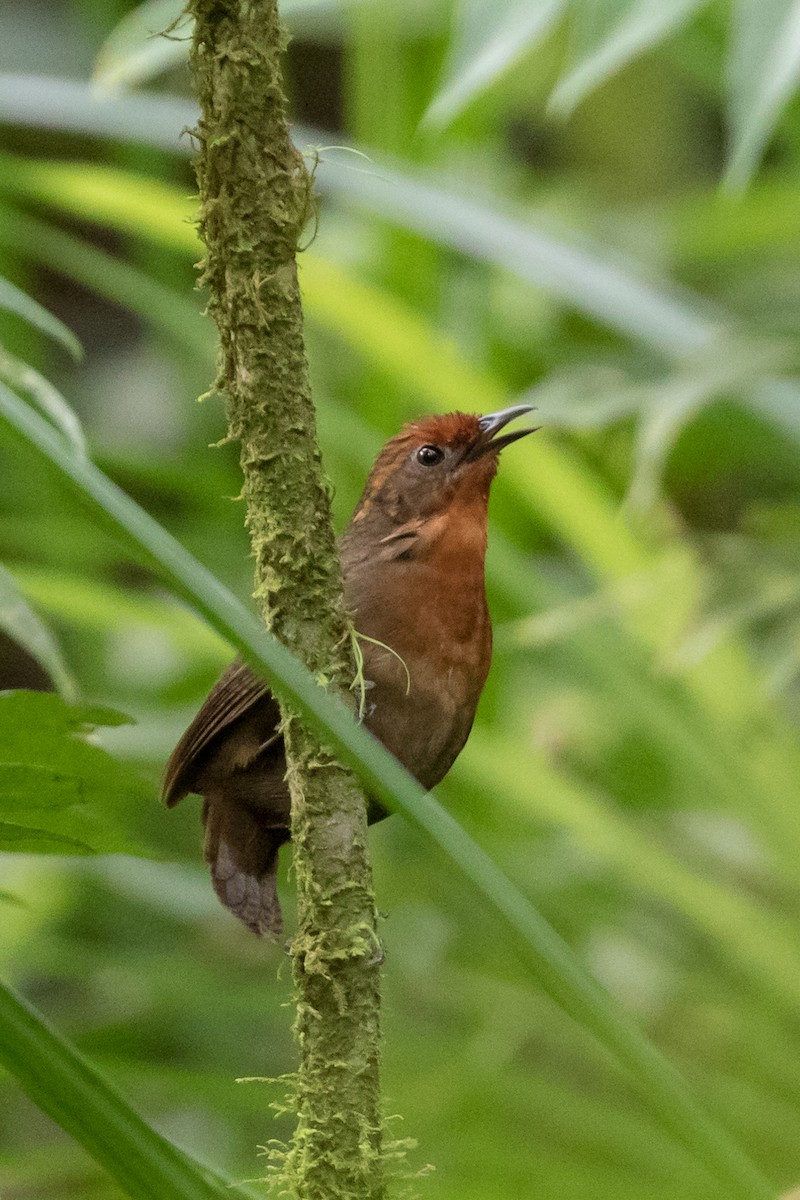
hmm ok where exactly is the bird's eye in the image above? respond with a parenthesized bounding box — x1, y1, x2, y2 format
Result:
(416, 444, 444, 467)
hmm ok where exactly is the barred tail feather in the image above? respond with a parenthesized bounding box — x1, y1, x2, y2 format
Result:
(202, 793, 286, 937)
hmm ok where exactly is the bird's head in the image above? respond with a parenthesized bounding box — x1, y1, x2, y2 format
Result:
(349, 405, 536, 531)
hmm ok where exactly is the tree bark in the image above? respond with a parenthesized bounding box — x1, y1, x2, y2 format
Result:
(188, 2, 384, 1195)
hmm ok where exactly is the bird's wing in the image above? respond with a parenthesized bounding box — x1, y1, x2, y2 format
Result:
(377, 518, 423, 560)
(162, 658, 275, 806)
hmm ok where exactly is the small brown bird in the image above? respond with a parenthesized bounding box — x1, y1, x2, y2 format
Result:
(163, 406, 535, 934)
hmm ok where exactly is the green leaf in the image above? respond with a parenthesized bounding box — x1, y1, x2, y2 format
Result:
(462, 726, 800, 1026)
(749, 376, 800, 444)
(625, 336, 788, 511)
(0, 71, 196, 151)
(0, 154, 661, 575)
(0, 822, 92, 853)
(0, 382, 776, 1200)
(92, 0, 192, 94)
(0, 345, 87, 457)
(93, 0, 383, 93)
(0, 562, 78, 700)
(0, 978, 235, 1200)
(726, 0, 800, 189)
(0, 113, 719, 356)
(10, 564, 229, 664)
(310, 157, 720, 359)
(6, 151, 783, 845)
(0, 691, 155, 858)
(0, 274, 82, 360)
(0, 205, 211, 362)
(2, 155, 788, 830)
(549, 0, 709, 117)
(0, 154, 688, 580)
(0, 154, 198, 255)
(422, 0, 565, 132)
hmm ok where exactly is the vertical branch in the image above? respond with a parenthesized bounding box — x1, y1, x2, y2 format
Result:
(188, 2, 384, 1196)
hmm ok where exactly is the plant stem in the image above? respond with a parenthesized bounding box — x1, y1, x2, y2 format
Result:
(188, 2, 384, 1195)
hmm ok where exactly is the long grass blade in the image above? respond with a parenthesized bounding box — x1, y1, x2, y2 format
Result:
(0, 345, 87, 457)
(422, 0, 564, 132)
(726, 0, 800, 189)
(0, 72, 196, 151)
(0, 158, 650, 578)
(549, 0, 708, 117)
(0, 381, 777, 1200)
(4, 156, 793, 868)
(0, 205, 209, 361)
(0, 563, 78, 700)
(93, 0, 379, 93)
(0, 274, 82, 360)
(0, 77, 718, 356)
(0, 978, 232, 1200)
(4, 155, 795, 855)
(93, 0, 191, 93)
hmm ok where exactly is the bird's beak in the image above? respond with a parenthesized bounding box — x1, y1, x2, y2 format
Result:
(466, 404, 538, 461)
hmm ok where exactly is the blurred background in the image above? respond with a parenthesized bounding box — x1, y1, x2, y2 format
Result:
(2, 0, 800, 1197)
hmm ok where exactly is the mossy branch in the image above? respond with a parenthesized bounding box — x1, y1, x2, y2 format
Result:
(188, 1, 385, 1195)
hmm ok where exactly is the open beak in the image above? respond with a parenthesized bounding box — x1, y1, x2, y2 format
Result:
(467, 404, 538, 461)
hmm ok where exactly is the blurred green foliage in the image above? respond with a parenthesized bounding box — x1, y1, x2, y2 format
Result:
(2, 1, 800, 1197)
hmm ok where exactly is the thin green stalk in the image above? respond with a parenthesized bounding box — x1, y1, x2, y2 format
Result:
(0, 978, 229, 1200)
(0, 204, 209, 361)
(0, 382, 777, 1200)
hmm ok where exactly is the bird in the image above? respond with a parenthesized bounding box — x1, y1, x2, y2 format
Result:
(162, 405, 535, 935)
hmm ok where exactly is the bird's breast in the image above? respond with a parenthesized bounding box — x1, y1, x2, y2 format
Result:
(348, 558, 491, 790)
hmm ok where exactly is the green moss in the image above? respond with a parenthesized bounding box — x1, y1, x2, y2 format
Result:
(247, 1074, 421, 1200)
(188, 1, 388, 1195)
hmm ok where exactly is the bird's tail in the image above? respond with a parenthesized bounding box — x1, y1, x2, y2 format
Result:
(202, 793, 286, 936)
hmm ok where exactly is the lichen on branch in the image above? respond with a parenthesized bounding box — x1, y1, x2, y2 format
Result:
(188, 0, 385, 1195)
